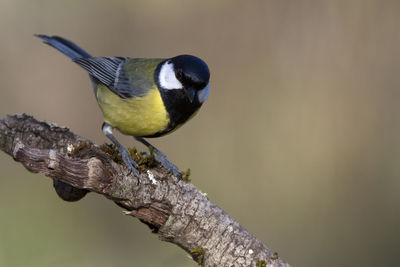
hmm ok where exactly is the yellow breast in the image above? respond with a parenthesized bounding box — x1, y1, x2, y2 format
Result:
(96, 84, 169, 136)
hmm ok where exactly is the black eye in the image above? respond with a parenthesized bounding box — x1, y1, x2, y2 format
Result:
(176, 69, 184, 80)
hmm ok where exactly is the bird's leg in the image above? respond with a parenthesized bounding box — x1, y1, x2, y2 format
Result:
(135, 137, 182, 179)
(102, 122, 139, 176)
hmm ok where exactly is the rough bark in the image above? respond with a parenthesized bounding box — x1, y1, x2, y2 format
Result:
(0, 114, 290, 267)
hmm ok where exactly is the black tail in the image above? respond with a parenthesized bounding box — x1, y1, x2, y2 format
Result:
(35, 34, 92, 60)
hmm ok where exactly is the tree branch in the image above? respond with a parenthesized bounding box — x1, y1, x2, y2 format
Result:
(0, 114, 290, 267)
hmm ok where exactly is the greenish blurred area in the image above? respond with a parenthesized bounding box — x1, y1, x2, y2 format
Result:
(1, 0, 400, 266)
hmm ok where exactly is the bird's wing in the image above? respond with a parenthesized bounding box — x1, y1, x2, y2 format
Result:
(74, 57, 161, 98)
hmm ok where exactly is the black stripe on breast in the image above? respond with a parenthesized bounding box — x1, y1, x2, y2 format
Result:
(146, 63, 202, 137)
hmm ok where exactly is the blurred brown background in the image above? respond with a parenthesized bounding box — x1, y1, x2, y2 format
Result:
(1, 1, 400, 266)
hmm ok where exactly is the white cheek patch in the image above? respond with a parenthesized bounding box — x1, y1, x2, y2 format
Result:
(197, 83, 210, 103)
(159, 61, 183, 90)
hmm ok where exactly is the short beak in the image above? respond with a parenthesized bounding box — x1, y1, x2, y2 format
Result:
(186, 88, 196, 103)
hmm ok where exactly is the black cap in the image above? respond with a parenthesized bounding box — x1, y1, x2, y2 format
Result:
(171, 55, 210, 90)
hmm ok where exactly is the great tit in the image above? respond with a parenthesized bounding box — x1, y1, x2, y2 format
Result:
(36, 35, 210, 177)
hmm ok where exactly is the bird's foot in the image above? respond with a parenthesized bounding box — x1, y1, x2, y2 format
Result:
(150, 146, 181, 179)
(120, 146, 140, 176)
(102, 122, 140, 177)
(135, 137, 182, 179)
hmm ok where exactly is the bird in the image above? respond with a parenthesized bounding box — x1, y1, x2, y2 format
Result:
(36, 34, 210, 178)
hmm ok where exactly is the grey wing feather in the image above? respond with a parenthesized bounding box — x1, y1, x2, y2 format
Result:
(73, 57, 147, 98)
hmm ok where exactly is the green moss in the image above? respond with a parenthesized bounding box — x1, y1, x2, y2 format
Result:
(68, 141, 93, 156)
(182, 168, 191, 183)
(189, 247, 205, 266)
(256, 253, 278, 266)
(256, 260, 267, 267)
(145, 146, 155, 166)
(128, 147, 140, 161)
(99, 143, 123, 164)
(128, 146, 157, 172)
(99, 143, 158, 171)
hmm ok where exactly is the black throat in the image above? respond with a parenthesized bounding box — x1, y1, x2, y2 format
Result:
(152, 62, 203, 137)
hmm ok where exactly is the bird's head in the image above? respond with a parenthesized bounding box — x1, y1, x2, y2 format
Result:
(157, 55, 210, 103)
